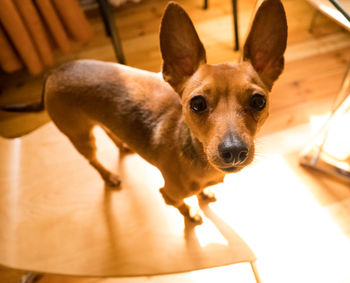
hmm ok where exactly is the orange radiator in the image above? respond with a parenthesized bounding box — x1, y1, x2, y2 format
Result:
(0, 0, 94, 75)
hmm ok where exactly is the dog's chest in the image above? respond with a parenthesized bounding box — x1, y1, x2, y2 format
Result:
(185, 166, 225, 193)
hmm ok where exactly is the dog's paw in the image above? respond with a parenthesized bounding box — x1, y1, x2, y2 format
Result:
(198, 190, 217, 203)
(188, 207, 203, 225)
(178, 203, 203, 225)
(189, 212, 203, 225)
(105, 174, 121, 188)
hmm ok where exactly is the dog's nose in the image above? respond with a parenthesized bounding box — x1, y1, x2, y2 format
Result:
(218, 135, 248, 164)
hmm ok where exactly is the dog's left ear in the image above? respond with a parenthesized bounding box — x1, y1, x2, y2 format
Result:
(243, 0, 287, 90)
(160, 2, 207, 94)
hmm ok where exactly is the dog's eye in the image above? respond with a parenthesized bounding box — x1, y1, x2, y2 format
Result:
(250, 93, 266, 111)
(190, 95, 207, 113)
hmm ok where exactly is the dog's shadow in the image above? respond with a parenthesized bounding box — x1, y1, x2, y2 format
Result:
(184, 200, 255, 265)
(99, 152, 255, 269)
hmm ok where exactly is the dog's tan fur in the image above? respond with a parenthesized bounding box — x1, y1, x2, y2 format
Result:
(41, 0, 287, 223)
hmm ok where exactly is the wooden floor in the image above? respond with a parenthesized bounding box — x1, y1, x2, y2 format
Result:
(0, 0, 349, 282)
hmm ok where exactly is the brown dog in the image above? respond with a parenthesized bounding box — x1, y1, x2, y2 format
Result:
(2, 0, 287, 223)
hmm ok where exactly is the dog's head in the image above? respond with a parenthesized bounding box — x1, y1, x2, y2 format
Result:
(160, 0, 287, 173)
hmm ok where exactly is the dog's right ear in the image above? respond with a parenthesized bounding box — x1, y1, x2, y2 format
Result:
(160, 2, 207, 94)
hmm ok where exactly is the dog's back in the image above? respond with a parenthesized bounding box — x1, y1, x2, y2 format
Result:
(45, 59, 181, 162)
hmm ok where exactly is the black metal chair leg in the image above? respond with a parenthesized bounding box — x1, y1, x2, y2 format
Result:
(203, 0, 239, 51)
(97, 0, 126, 64)
(203, 0, 208, 9)
(20, 272, 43, 283)
(232, 0, 239, 51)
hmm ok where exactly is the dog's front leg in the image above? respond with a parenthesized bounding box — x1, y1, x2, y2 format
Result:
(159, 187, 202, 224)
(89, 157, 121, 187)
(103, 127, 132, 154)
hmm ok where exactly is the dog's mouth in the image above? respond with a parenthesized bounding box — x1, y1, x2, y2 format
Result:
(218, 166, 242, 173)
(212, 152, 254, 174)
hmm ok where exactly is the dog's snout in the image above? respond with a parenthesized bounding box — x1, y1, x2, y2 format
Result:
(218, 135, 248, 164)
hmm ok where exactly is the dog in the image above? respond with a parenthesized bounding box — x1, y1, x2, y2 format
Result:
(2, 0, 287, 223)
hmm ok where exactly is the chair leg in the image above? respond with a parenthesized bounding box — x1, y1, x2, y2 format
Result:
(232, 0, 239, 51)
(97, 0, 126, 64)
(203, 0, 239, 50)
(20, 272, 43, 283)
(203, 0, 208, 9)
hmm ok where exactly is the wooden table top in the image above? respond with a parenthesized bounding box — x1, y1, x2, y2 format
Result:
(0, 123, 255, 277)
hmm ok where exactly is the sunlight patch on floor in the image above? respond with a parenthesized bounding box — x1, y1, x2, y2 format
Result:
(213, 123, 350, 283)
